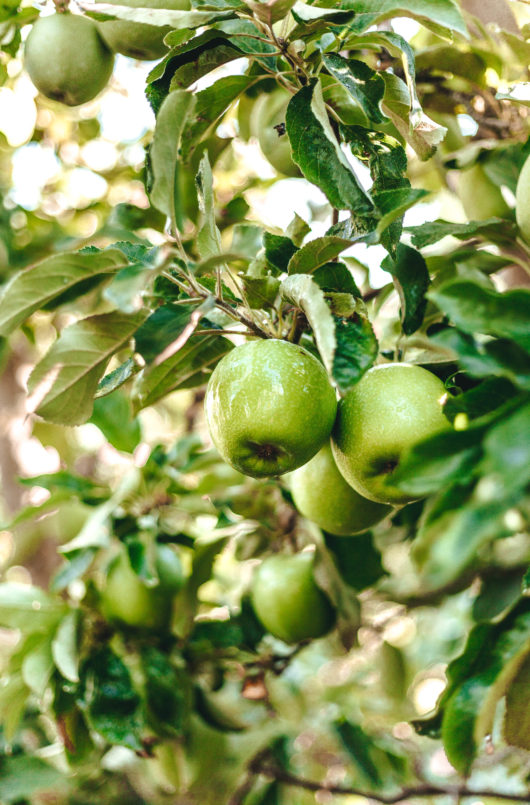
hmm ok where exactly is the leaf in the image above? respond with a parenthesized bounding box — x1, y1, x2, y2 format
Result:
(313, 262, 361, 296)
(287, 236, 354, 275)
(408, 218, 517, 248)
(0, 249, 126, 336)
(52, 610, 80, 683)
(285, 80, 375, 227)
(334, 720, 382, 785)
(0, 584, 65, 632)
(0, 756, 65, 802)
(340, 0, 467, 38)
(325, 532, 386, 591)
(149, 89, 194, 231)
(263, 232, 298, 274)
(504, 653, 530, 750)
(280, 274, 335, 376)
(90, 391, 141, 454)
(27, 311, 147, 426)
(332, 314, 378, 394)
(86, 3, 234, 29)
(197, 151, 222, 260)
(323, 54, 385, 123)
(444, 377, 516, 423)
(21, 636, 54, 698)
(181, 75, 254, 162)
(441, 603, 530, 774)
(429, 280, 530, 354)
(97, 357, 140, 397)
(142, 647, 191, 736)
(78, 647, 144, 750)
(380, 72, 446, 161)
(381, 244, 429, 334)
(481, 402, 530, 493)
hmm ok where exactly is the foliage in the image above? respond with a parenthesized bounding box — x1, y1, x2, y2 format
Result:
(0, 0, 529, 802)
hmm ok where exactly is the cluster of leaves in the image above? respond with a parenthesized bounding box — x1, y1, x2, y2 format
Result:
(0, 0, 529, 802)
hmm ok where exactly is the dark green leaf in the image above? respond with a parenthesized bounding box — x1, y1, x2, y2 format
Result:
(334, 720, 382, 786)
(313, 262, 361, 296)
(142, 647, 190, 736)
(381, 244, 429, 334)
(332, 314, 378, 394)
(263, 232, 298, 274)
(323, 54, 385, 123)
(288, 236, 354, 275)
(325, 532, 386, 591)
(408, 218, 517, 249)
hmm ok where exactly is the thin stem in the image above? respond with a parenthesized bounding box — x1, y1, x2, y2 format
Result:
(252, 759, 530, 804)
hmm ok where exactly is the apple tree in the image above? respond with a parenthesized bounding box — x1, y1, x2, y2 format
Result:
(0, 0, 529, 802)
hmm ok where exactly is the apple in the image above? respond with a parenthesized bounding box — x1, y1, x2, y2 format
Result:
(331, 363, 449, 505)
(255, 91, 300, 177)
(101, 543, 183, 630)
(204, 339, 337, 478)
(289, 443, 391, 535)
(97, 0, 190, 61)
(458, 163, 510, 221)
(250, 552, 334, 643)
(24, 14, 114, 106)
(515, 153, 530, 243)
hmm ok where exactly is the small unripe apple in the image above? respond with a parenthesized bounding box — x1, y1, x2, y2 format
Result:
(24, 13, 114, 106)
(251, 552, 334, 643)
(205, 339, 337, 478)
(290, 443, 391, 535)
(97, 0, 190, 61)
(332, 364, 449, 505)
(458, 163, 510, 221)
(101, 544, 183, 630)
(515, 153, 530, 243)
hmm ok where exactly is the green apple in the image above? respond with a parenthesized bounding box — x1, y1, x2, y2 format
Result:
(101, 543, 183, 630)
(458, 163, 510, 221)
(97, 0, 189, 60)
(515, 153, 530, 243)
(256, 91, 300, 177)
(251, 552, 334, 643)
(204, 339, 337, 478)
(24, 13, 114, 106)
(290, 443, 391, 535)
(332, 363, 450, 505)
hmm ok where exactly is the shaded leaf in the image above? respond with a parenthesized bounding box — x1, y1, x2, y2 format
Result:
(332, 314, 378, 394)
(381, 244, 429, 334)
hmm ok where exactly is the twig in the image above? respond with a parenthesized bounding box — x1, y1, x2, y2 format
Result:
(252, 759, 530, 803)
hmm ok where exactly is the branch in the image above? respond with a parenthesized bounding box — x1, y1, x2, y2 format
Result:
(252, 759, 530, 803)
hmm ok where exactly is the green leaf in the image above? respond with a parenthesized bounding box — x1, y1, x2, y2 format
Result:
(332, 314, 378, 394)
(429, 280, 530, 353)
(441, 603, 530, 774)
(380, 72, 446, 161)
(0, 756, 65, 802)
(21, 636, 54, 698)
(286, 80, 375, 226)
(322, 54, 384, 123)
(91, 3, 234, 29)
(78, 647, 144, 750)
(340, 0, 467, 38)
(481, 402, 530, 493)
(181, 75, 254, 162)
(197, 151, 222, 260)
(287, 236, 354, 275)
(142, 647, 191, 736)
(0, 584, 65, 632)
(334, 720, 382, 786)
(444, 377, 517, 423)
(90, 391, 142, 454)
(313, 262, 361, 296)
(263, 232, 298, 274)
(431, 329, 530, 391)
(408, 218, 516, 248)
(27, 311, 147, 426)
(52, 610, 80, 683)
(149, 89, 194, 231)
(0, 249, 126, 336)
(97, 357, 140, 397)
(381, 244, 429, 334)
(325, 532, 386, 591)
(280, 274, 335, 376)
(504, 652, 530, 750)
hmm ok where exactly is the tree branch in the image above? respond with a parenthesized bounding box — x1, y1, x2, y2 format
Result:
(252, 758, 530, 803)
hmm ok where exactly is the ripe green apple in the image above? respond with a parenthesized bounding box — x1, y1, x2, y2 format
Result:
(101, 544, 183, 630)
(251, 552, 334, 643)
(290, 443, 391, 535)
(515, 153, 530, 243)
(458, 163, 510, 221)
(204, 339, 337, 478)
(24, 13, 114, 106)
(256, 91, 300, 177)
(97, 0, 189, 60)
(331, 364, 450, 505)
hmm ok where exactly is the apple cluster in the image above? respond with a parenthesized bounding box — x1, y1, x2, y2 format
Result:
(23, 3, 188, 107)
(205, 339, 450, 643)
